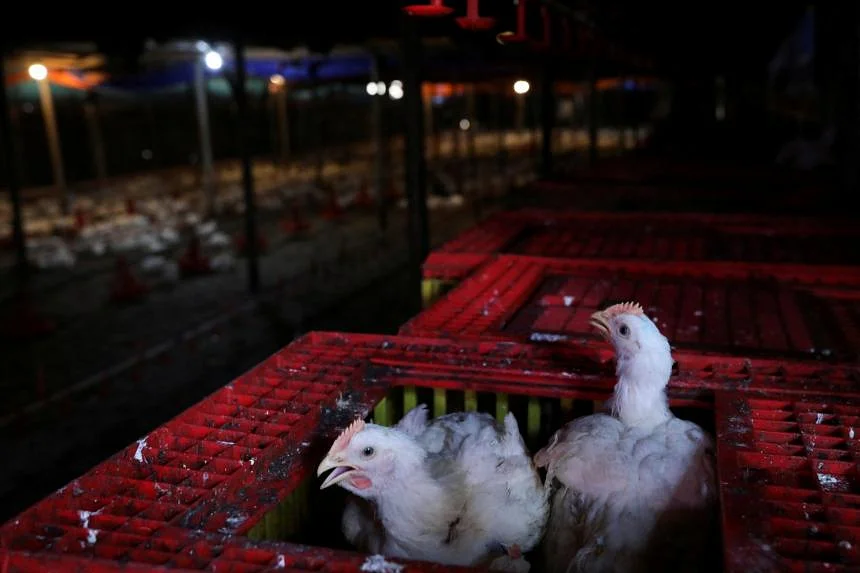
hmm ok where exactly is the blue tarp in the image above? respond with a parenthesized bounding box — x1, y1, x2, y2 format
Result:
(101, 54, 376, 92)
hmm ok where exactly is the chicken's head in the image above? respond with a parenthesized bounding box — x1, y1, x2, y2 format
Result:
(589, 301, 673, 383)
(317, 418, 424, 498)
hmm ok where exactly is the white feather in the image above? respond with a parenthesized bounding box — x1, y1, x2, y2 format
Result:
(332, 406, 548, 569)
(535, 311, 718, 573)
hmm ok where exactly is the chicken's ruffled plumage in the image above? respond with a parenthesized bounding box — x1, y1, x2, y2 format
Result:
(535, 302, 718, 573)
(318, 405, 548, 571)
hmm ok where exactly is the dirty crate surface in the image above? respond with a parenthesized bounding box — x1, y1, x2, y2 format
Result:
(716, 390, 860, 572)
(0, 331, 702, 571)
(423, 210, 860, 282)
(407, 255, 860, 362)
(0, 526, 470, 572)
(4, 332, 860, 571)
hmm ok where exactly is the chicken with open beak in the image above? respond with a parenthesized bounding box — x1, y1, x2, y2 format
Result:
(316, 418, 385, 493)
(316, 406, 548, 571)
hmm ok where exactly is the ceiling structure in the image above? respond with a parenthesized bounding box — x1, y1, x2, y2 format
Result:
(0, 1, 814, 81)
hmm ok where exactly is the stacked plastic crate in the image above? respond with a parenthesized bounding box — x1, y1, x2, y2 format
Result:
(421, 209, 860, 306)
(406, 208, 860, 572)
(4, 204, 860, 572)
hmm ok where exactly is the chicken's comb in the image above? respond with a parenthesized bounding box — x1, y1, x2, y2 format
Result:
(330, 418, 366, 454)
(601, 301, 645, 319)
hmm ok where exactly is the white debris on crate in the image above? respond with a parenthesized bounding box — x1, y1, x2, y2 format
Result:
(529, 332, 569, 342)
(360, 555, 404, 573)
(86, 529, 98, 545)
(78, 509, 101, 529)
(335, 393, 354, 409)
(817, 473, 843, 489)
(224, 514, 247, 529)
(276, 554, 286, 568)
(850, 427, 855, 439)
(133, 437, 148, 463)
(563, 296, 574, 307)
(816, 413, 825, 424)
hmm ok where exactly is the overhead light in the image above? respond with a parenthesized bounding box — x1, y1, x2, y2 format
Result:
(513, 79, 530, 95)
(204, 50, 223, 71)
(376, 81, 386, 95)
(389, 83, 404, 100)
(270, 74, 285, 86)
(459, 118, 471, 131)
(366, 81, 379, 96)
(28, 63, 48, 81)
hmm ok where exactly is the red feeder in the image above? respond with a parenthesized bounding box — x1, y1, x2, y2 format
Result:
(110, 256, 149, 303)
(497, 0, 529, 44)
(281, 200, 311, 236)
(321, 188, 344, 221)
(531, 6, 552, 51)
(354, 180, 374, 208)
(179, 236, 212, 276)
(456, 0, 495, 31)
(403, 0, 453, 17)
(235, 232, 269, 255)
(73, 208, 87, 233)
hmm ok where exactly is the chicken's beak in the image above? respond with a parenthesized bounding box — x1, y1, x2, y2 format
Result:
(317, 455, 357, 490)
(589, 310, 610, 340)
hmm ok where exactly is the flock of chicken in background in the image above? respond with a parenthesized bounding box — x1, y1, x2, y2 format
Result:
(317, 302, 716, 572)
(0, 156, 536, 280)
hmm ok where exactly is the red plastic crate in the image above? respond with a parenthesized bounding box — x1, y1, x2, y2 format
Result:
(2, 335, 389, 540)
(716, 390, 860, 572)
(0, 524, 469, 572)
(424, 210, 860, 282)
(6, 332, 860, 570)
(406, 255, 860, 362)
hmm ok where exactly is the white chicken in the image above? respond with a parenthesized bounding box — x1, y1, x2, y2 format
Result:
(534, 301, 718, 573)
(317, 405, 548, 571)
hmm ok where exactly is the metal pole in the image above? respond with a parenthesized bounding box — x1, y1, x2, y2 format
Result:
(516, 92, 526, 134)
(234, 39, 261, 294)
(0, 54, 27, 279)
(370, 55, 387, 232)
(401, 14, 429, 305)
(83, 95, 108, 188)
(9, 104, 28, 188)
(587, 61, 599, 166)
(494, 82, 505, 171)
(465, 84, 479, 218)
(540, 63, 556, 178)
(310, 63, 324, 187)
(193, 59, 216, 215)
(275, 81, 290, 164)
(36, 78, 68, 212)
(423, 85, 434, 164)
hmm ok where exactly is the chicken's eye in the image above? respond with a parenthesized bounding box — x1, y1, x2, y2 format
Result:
(362, 446, 375, 457)
(618, 324, 630, 337)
